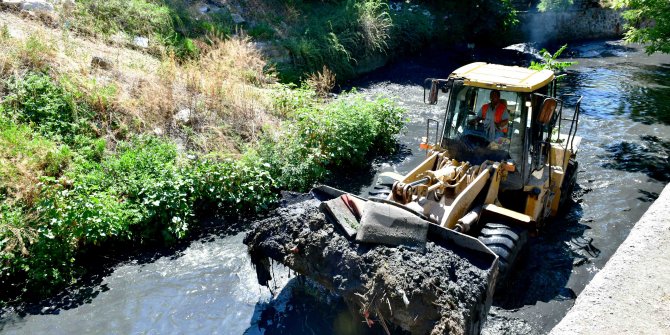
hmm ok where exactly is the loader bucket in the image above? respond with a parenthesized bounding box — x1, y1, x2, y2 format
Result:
(309, 185, 499, 334)
(428, 224, 500, 334)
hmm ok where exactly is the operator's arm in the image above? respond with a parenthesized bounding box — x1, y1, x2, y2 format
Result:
(471, 105, 485, 125)
(497, 109, 510, 129)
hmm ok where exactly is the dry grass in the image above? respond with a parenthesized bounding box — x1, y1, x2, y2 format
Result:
(0, 12, 278, 155)
(0, 120, 60, 205)
(119, 36, 277, 153)
(306, 65, 336, 98)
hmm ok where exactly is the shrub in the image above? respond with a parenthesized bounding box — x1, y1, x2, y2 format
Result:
(2, 73, 93, 144)
(260, 89, 405, 190)
(0, 113, 67, 205)
(537, 0, 574, 12)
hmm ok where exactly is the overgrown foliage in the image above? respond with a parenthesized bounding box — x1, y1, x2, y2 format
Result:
(67, 0, 234, 59)
(0, 31, 405, 301)
(612, 0, 670, 54)
(274, 0, 433, 82)
(259, 86, 405, 190)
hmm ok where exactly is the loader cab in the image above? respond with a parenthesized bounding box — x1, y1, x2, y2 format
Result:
(425, 63, 557, 191)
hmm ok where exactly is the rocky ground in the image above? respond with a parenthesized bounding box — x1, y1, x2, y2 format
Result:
(244, 196, 497, 335)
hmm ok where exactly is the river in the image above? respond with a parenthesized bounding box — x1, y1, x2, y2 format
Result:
(1, 40, 669, 335)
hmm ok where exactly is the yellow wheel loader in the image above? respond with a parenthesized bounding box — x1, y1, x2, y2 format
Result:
(315, 62, 582, 285)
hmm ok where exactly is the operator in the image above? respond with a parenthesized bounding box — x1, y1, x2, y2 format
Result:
(472, 90, 509, 141)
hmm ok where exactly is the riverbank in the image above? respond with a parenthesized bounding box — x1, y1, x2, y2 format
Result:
(549, 182, 670, 334)
(0, 9, 406, 304)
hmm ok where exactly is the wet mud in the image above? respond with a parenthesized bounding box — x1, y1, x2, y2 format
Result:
(245, 198, 494, 335)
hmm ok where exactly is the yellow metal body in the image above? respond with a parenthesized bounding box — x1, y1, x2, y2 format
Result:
(450, 62, 555, 93)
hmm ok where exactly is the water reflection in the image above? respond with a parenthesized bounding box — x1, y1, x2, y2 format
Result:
(562, 63, 670, 125)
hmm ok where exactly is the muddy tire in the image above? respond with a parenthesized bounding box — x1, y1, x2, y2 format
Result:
(558, 159, 578, 212)
(477, 222, 528, 285)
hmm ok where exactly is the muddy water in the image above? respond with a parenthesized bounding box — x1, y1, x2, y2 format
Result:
(1, 40, 669, 335)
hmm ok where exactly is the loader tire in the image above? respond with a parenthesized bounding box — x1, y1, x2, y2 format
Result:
(477, 222, 527, 285)
(558, 160, 578, 212)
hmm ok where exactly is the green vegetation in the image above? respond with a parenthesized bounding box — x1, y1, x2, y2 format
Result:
(260, 86, 405, 190)
(612, 0, 670, 54)
(68, 0, 234, 58)
(0, 31, 404, 301)
(271, 0, 434, 82)
(529, 44, 576, 73)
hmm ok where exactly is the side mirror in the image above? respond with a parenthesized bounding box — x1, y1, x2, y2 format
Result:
(538, 98, 557, 125)
(424, 79, 451, 105)
(428, 80, 439, 105)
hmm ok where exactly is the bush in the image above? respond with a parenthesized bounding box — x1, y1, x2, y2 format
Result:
(279, 0, 400, 82)
(2, 73, 93, 144)
(259, 89, 405, 190)
(537, 0, 574, 12)
(0, 113, 67, 205)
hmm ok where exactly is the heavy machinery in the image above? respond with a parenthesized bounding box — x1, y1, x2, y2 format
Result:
(248, 62, 583, 335)
(319, 62, 582, 283)
(390, 62, 580, 271)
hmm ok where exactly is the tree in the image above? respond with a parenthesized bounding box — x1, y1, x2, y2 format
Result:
(613, 0, 670, 54)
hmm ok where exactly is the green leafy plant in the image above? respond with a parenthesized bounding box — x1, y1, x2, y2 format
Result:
(260, 88, 405, 190)
(2, 73, 92, 144)
(529, 44, 576, 73)
(612, 0, 670, 54)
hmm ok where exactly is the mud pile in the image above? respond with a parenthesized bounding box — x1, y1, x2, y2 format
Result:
(244, 197, 496, 335)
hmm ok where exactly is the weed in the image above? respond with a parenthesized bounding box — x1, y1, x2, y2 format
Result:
(305, 66, 336, 98)
(537, 0, 574, 12)
(529, 44, 576, 73)
(71, 0, 173, 39)
(259, 88, 405, 190)
(2, 73, 91, 143)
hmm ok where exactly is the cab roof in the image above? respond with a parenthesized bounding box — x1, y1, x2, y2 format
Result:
(449, 62, 555, 93)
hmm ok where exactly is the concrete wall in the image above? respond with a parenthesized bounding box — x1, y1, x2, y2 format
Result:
(550, 183, 670, 334)
(516, 8, 625, 43)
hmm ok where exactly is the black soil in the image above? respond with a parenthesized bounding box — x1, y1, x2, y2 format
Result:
(244, 198, 495, 335)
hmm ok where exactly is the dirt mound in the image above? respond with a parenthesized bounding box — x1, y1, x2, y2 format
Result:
(245, 197, 496, 334)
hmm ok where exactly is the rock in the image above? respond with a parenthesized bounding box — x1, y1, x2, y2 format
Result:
(91, 56, 113, 70)
(199, 6, 209, 14)
(22, 0, 53, 13)
(3, 0, 53, 13)
(231, 13, 245, 25)
(133, 36, 149, 49)
(174, 108, 191, 124)
(153, 127, 163, 136)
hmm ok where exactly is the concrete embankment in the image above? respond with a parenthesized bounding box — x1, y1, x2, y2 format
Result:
(550, 183, 670, 334)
